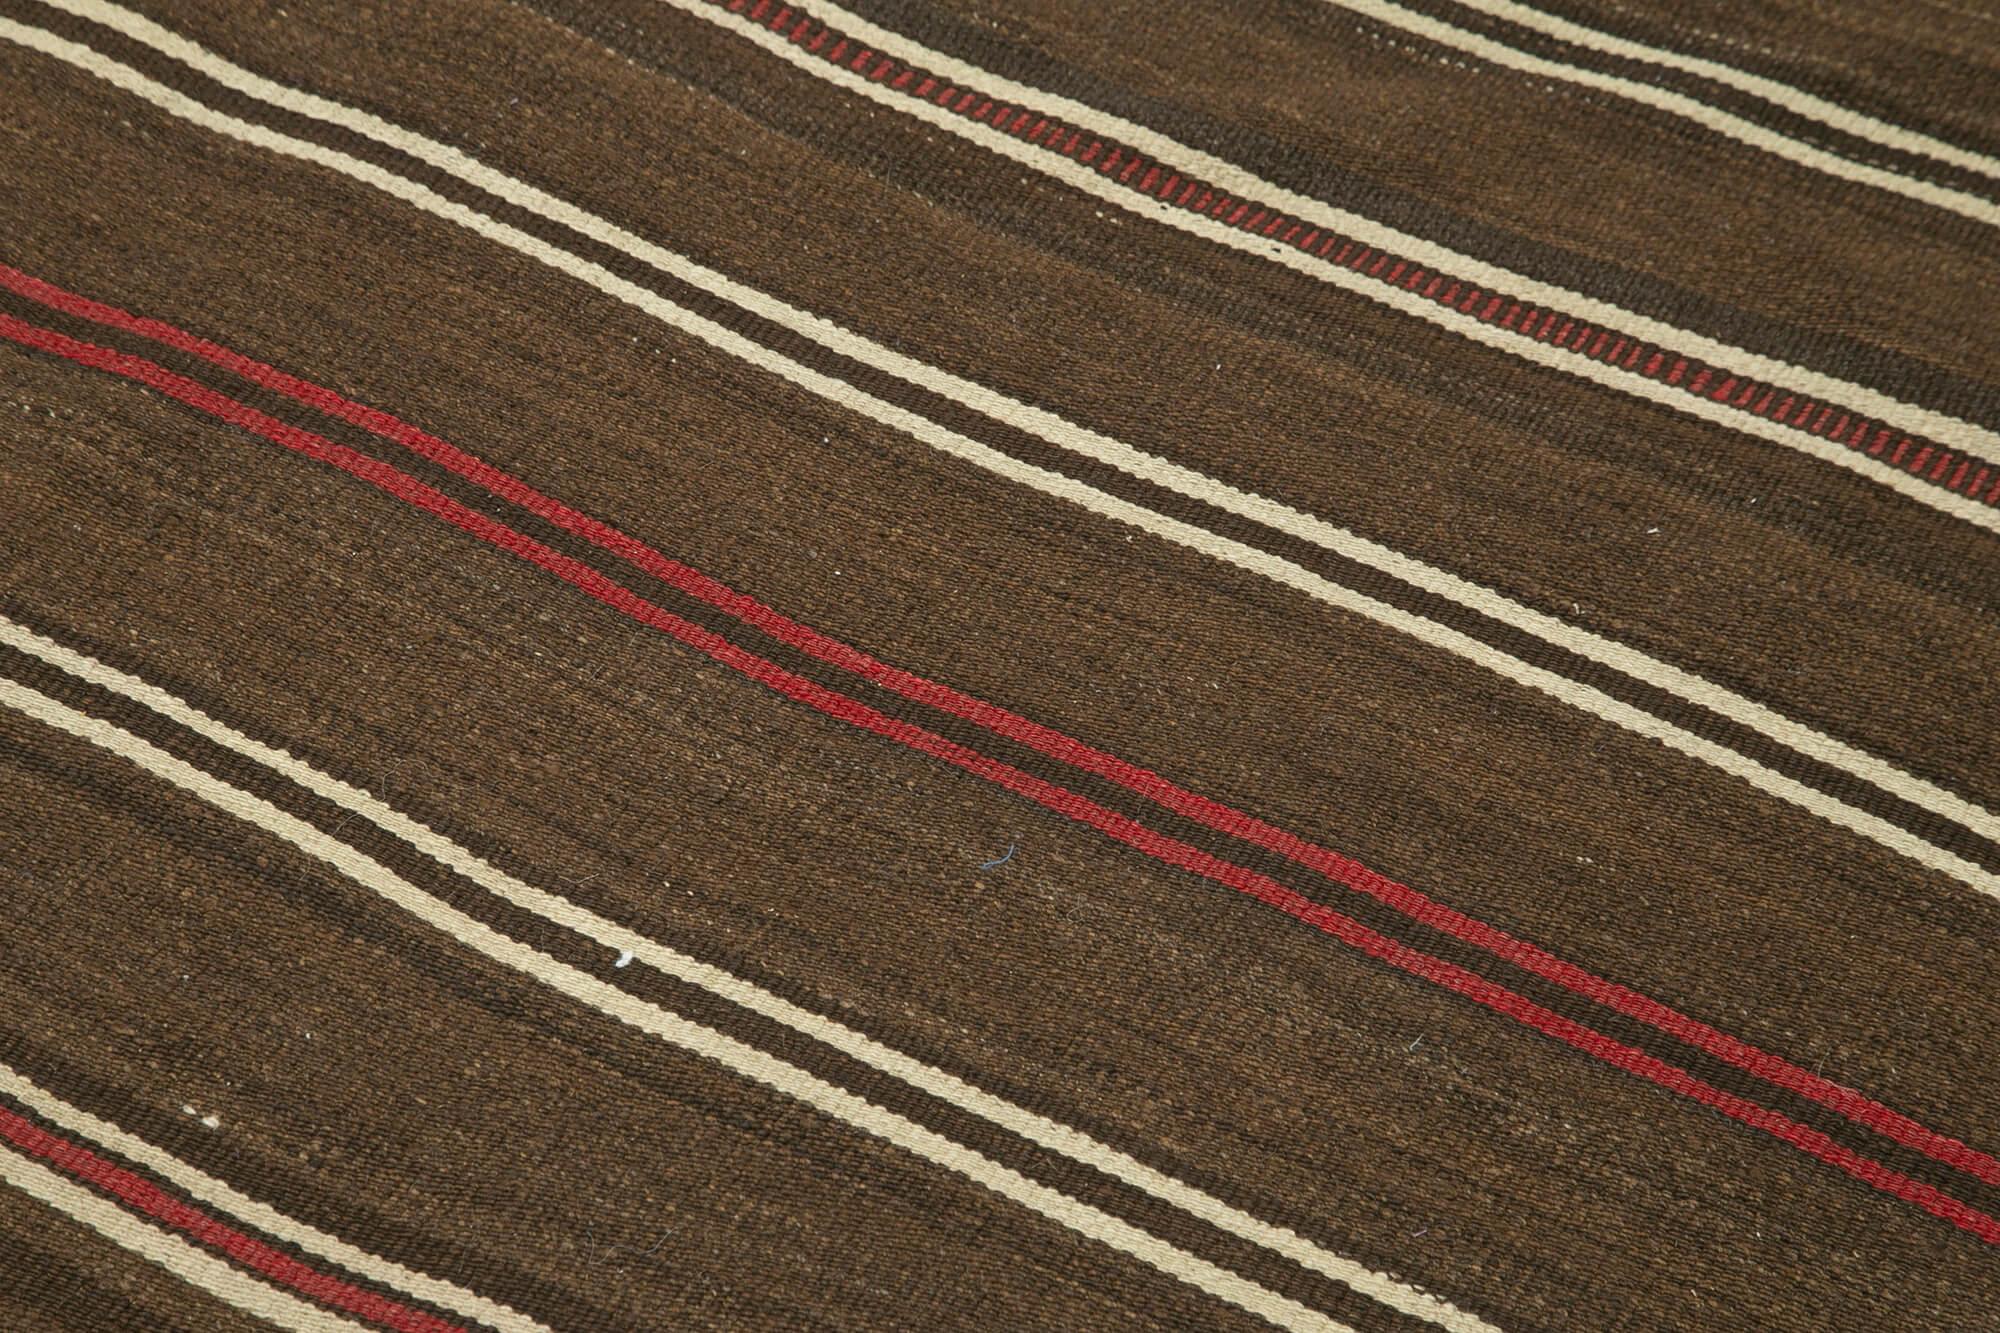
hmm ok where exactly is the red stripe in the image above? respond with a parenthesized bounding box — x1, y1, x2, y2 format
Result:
(7, 264, 1997, 1197)
(6, 311, 1998, 1244)
(0, 1103, 460, 1332)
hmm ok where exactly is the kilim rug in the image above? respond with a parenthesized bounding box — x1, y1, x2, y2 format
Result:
(1, 1, 1996, 1329)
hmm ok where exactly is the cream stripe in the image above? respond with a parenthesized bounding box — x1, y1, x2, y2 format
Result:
(670, 0, 2000, 479)
(1416, 0, 2000, 183)
(0, 1063, 548, 1333)
(1318, 0, 1998, 221)
(0, 616, 1494, 1333)
(0, 1143, 372, 1332)
(4, 15, 1997, 903)
(1, 678, 1366, 1333)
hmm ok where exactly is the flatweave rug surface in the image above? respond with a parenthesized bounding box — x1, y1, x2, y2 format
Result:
(2, 1, 1999, 1329)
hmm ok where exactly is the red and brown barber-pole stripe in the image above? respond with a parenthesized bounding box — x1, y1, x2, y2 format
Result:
(697, 0, 2000, 511)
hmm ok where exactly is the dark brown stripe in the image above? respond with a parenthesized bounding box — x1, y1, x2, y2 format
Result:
(1487, 0, 2000, 163)
(1377, 0, 2000, 196)
(0, 1091, 471, 1333)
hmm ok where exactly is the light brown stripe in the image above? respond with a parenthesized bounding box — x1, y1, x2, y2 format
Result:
(1315, 0, 2000, 214)
(1355, 0, 2000, 182)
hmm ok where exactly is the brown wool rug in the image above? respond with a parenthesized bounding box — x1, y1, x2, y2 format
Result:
(2, 1, 1997, 1329)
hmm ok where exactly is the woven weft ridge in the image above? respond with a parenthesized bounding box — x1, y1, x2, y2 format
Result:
(1, 0, 1996, 1328)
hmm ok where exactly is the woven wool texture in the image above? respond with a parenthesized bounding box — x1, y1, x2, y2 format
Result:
(1, 0, 1997, 1329)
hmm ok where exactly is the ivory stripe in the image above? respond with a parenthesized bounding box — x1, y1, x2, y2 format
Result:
(0, 615, 1495, 1332)
(1317, 0, 1998, 220)
(669, 0, 2000, 481)
(0, 676, 1370, 1333)
(1400, 0, 2000, 182)
(0, 1062, 548, 1333)
(3, 15, 1997, 903)
(0, 1143, 373, 1333)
